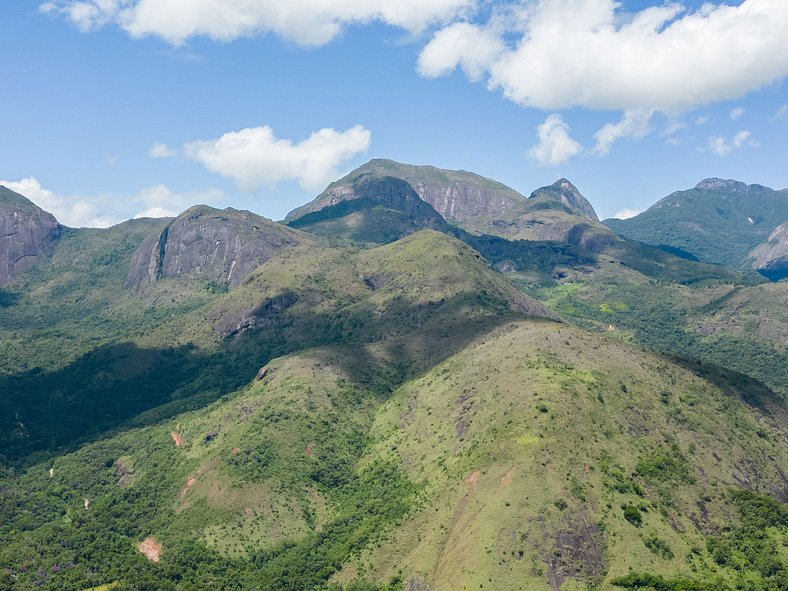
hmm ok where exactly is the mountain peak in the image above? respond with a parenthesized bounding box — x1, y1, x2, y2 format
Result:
(695, 178, 749, 192)
(528, 178, 599, 222)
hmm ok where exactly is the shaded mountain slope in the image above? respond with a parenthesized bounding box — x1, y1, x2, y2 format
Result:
(605, 179, 788, 271)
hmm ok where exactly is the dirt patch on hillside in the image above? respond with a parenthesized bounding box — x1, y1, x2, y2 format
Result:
(138, 537, 162, 562)
(500, 468, 513, 488)
(304, 442, 314, 457)
(464, 470, 480, 485)
(231, 446, 241, 455)
(180, 477, 197, 497)
(170, 431, 183, 446)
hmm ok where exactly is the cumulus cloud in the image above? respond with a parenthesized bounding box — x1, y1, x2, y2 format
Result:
(695, 115, 710, 125)
(707, 130, 758, 156)
(149, 142, 177, 158)
(418, 0, 788, 112)
(527, 114, 583, 166)
(184, 124, 371, 192)
(613, 208, 642, 220)
(729, 107, 745, 120)
(0, 177, 119, 227)
(40, 0, 474, 46)
(593, 109, 654, 156)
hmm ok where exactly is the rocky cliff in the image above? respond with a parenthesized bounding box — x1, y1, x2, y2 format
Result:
(125, 205, 301, 290)
(0, 186, 62, 285)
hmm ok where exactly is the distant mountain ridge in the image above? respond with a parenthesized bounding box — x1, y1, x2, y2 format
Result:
(605, 178, 788, 272)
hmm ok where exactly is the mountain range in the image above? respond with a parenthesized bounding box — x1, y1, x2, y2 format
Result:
(0, 161, 786, 591)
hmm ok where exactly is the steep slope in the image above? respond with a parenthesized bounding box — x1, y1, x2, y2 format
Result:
(125, 205, 302, 290)
(748, 221, 788, 280)
(0, 186, 62, 285)
(605, 179, 788, 270)
(0, 317, 784, 591)
(352, 321, 786, 591)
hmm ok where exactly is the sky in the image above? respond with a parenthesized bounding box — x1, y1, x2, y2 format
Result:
(1, 0, 787, 227)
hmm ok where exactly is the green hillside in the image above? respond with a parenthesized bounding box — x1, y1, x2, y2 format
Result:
(0, 184, 785, 591)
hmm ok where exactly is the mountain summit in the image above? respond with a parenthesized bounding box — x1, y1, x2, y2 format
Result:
(529, 178, 599, 221)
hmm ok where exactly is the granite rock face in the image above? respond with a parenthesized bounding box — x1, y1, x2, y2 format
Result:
(0, 186, 62, 285)
(286, 159, 526, 224)
(125, 205, 300, 290)
(529, 179, 599, 222)
(749, 221, 788, 279)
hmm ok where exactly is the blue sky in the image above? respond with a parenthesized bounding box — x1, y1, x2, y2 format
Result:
(1, 0, 787, 226)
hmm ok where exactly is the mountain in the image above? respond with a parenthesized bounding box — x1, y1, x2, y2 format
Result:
(748, 221, 788, 280)
(284, 160, 740, 287)
(0, 186, 62, 285)
(125, 205, 303, 290)
(605, 179, 788, 271)
(0, 174, 785, 591)
(285, 175, 449, 244)
(285, 159, 526, 227)
(529, 178, 600, 221)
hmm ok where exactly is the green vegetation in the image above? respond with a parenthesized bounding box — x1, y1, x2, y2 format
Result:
(0, 181, 786, 591)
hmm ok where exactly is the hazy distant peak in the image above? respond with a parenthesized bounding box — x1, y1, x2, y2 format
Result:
(695, 178, 749, 192)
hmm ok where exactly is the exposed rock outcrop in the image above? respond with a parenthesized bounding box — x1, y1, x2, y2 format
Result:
(0, 186, 62, 285)
(529, 179, 599, 222)
(125, 205, 300, 290)
(749, 221, 788, 280)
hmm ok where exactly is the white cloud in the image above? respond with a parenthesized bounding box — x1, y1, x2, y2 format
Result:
(695, 115, 710, 125)
(593, 109, 654, 156)
(0, 177, 223, 227)
(613, 208, 642, 220)
(527, 114, 583, 166)
(707, 130, 758, 156)
(418, 22, 504, 81)
(149, 142, 177, 158)
(0, 177, 119, 228)
(184, 124, 371, 192)
(40, 0, 474, 46)
(729, 107, 745, 120)
(419, 0, 788, 112)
